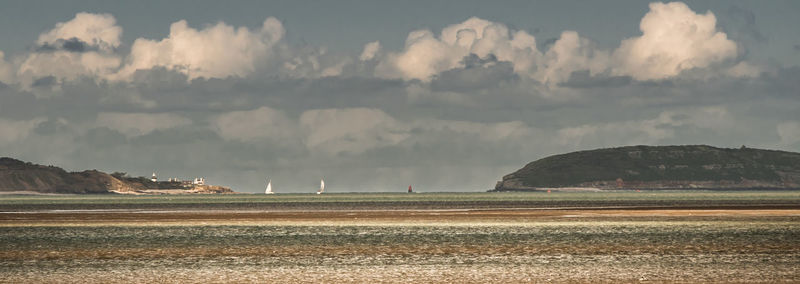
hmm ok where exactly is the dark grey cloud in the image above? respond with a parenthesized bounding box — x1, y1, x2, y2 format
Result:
(2, 67, 799, 192)
(82, 127, 128, 147)
(716, 5, 767, 60)
(31, 76, 57, 87)
(430, 54, 517, 93)
(61, 38, 90, 52)
(35, 38, 97, 53)
(559, 71, 632, 89)
(122, 68, 410, 118)
(539, 37, 558, 51)
(461, 53, 498, 68)
(759, 66, 800, 99)
(720, 6, 767, 43)
(32, 118, 70, 136)
(0, 88, 41, 120)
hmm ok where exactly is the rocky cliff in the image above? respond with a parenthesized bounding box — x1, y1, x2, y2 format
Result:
(493, 145, 800, 191)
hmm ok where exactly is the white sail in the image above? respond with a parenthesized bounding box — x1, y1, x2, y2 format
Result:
(265, 179, 273, 194)
(317, 179, 325, 194)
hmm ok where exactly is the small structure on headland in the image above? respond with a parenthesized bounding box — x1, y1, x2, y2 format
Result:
(116, 172, 232, 194)
(165, 177, 207, 187)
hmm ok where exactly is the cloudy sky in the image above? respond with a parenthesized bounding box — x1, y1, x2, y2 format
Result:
(0, 1, 798, 192)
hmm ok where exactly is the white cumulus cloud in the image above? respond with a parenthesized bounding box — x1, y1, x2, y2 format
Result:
(535, 31, 610, 84)
(359, 41, 381, 61)
(612, 2, 738, 80)
(375, 2, 747, 85)
(117, 18, 285, 80)
(19, 51, 121, 84)
(281, 46, 353, 78)
(16, 13, 123, 87)
(36, 12, 122, 52)
(376, 17, 541, 81)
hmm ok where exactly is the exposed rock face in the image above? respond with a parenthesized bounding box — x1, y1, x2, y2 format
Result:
(0, 157, 234, 194)
(494, 145, 800, 191)
(189, 185, 234, 194)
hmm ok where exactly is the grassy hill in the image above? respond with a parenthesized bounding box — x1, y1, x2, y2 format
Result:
(0, 157, 231, 194)
(494, 145, 800, 191)
(0, 158, 123, 193)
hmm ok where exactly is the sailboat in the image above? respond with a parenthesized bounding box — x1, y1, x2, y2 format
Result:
(265, 179, 273, 194)
(317, 179, 325, 194)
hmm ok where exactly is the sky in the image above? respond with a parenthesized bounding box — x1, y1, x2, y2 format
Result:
(0, 1, 798, 193)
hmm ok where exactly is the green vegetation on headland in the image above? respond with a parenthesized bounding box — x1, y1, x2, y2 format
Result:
(0, 157, 232, 194)
(494, 145, 800, 191)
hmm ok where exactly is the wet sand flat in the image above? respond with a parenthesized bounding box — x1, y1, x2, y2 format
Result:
(1, 208, 799, 226)
(1, 192, 798, 283)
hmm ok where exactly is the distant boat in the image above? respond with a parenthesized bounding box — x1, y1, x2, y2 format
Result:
(265, 179, 273, 194)
(317, 179, 325, 194)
